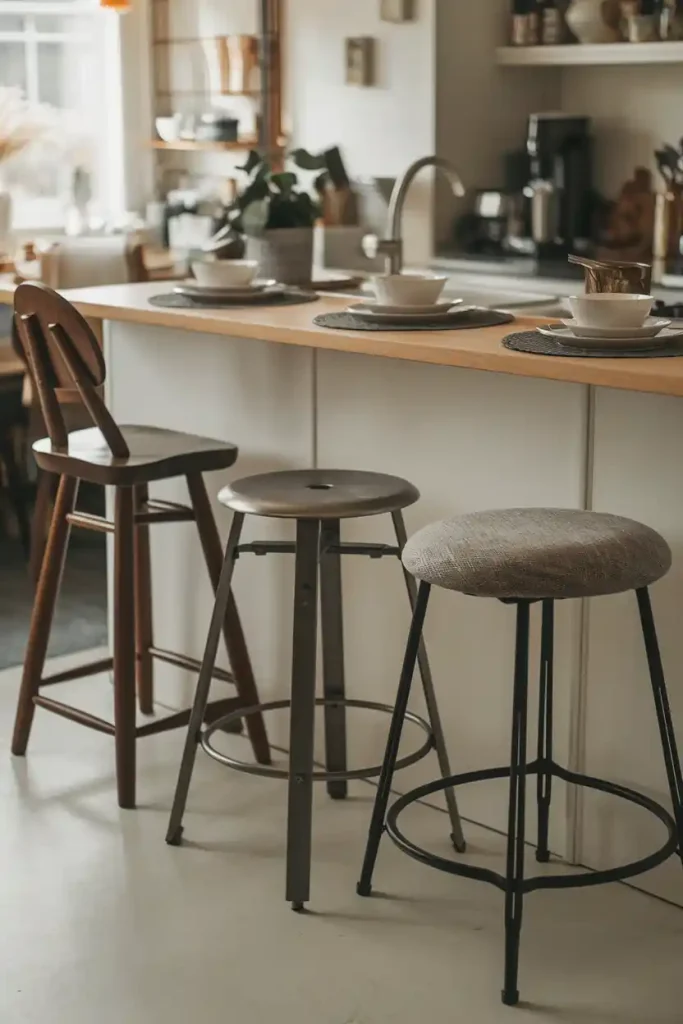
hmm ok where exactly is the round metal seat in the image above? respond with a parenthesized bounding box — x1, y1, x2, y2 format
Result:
(218, 469, 419, 519)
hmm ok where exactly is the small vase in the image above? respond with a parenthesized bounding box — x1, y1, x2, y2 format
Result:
(246, 227, 314, 288)
(0, 175, 13, 258)
(566, 0, 622, 43)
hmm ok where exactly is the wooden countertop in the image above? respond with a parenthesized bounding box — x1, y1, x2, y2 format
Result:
(6, 278, 683, 398)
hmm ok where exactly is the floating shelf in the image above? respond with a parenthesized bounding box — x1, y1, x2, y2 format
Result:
(150, 138, 258, 152)
(496, 41, 683, 66)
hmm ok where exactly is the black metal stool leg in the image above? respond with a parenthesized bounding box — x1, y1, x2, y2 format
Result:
(320, 519, 347, 800)
(392, 511, 466, 853)
(286, 518, 321, 911)
(503, 600, 531, 1007)
(166, 512, 244, 846)
(536, 599, 554, 863)
(357, 582, 431, 897)
(636, 587, 683, 864)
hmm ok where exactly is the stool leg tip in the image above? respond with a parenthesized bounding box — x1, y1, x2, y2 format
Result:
(536, 849, 550, 864)
(166, 825, 184, 847)
(327, 781, 348, 801)
(291, 901, 306, 913)
(502, 990, 520, 1007)
(451, 833, 467, 854)
(356, 880, 372, 897)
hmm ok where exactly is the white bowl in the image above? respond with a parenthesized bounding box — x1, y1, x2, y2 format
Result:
(568, 293, 654, 330)
(155, 116, 181, 143)
(191, 259, 259, 289)
(372, 273, 447, 307)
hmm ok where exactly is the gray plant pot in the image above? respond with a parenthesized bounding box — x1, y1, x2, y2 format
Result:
(246, 228, 314, 287)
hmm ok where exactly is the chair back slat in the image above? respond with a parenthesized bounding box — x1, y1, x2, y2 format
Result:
(13, 281, 129, 458)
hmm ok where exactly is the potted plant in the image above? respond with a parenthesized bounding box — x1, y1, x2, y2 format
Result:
(226, 151, 322, 287)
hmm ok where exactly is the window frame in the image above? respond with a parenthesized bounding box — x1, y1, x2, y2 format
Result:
(0, 0, 125, 231)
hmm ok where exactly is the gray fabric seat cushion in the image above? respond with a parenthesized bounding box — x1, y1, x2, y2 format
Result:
(402, 508, 671, 600)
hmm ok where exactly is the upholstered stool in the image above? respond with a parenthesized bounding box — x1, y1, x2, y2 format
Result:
(11, 283, 270, 808)
(357, 508, 683, 1006)
(166, 469, 466, 910)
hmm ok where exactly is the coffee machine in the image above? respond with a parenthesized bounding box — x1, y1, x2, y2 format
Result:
(525, 113, 592, 260)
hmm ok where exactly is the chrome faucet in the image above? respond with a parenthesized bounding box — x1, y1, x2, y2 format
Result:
(363, 156, 465, 276)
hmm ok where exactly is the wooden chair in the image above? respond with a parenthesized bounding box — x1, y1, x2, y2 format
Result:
(10, 282, 270, 807)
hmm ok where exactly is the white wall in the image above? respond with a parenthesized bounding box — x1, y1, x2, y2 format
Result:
(285, 0, 437, 263)
(562, 65, 683, 197)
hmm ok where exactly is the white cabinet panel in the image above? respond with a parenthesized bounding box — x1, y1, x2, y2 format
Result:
(316, 349, 587, 848)
(585, 387, 683, 905)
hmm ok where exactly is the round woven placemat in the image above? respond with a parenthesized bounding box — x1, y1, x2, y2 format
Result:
(148, 289, 319, 310)
(503, 329, 683, 359)
(313, 308, 514, 332)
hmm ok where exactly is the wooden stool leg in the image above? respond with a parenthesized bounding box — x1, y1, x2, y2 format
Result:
(12, 474, 78, 755)
(133, 484, 154, 716)
(30, 471, 56, 586)
(186, 473, 271, 766)
(114, 486, 137, 809)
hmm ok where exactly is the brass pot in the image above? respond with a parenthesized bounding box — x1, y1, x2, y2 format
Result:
(568, 254, 652, 294)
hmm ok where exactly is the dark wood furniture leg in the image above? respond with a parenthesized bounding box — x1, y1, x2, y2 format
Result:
(0, 432, 31, 557)
(12, 474, 78, 755)
(30, 470, 56, 585)
(133, 483, 154, 716)
(114, 486, 137, 809)
(186, 472, 271, 766)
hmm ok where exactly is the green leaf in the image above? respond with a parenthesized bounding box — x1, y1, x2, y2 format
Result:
(238, 149, 265, 175)
(242, 199, 270, 237)
(290, 147, 327, 172)
(271, 172, 297, 196)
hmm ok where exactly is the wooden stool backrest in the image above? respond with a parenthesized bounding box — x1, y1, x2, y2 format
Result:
(13, 282, 129, 458)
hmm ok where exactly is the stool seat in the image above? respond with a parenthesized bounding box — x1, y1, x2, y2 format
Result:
(402, 508, 671, 600)
(219, 469, 419, 519)
(33, 425, 238, 486)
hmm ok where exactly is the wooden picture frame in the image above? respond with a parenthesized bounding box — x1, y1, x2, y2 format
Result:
(380, 0, 415, 23)
(345, 37, 376, 87)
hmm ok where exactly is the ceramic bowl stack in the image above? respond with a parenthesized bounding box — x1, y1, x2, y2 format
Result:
(175, 259, 285, 304)
(537, 293, 683, 351)
(345, 273, 473, 326)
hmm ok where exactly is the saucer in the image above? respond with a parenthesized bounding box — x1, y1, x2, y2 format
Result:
(175, 279, 280, 301)
(537, 323, 683, 350)
(559, 317, 671, 340)
(346, 301, 472, 325)
(359, 298, 463, 316)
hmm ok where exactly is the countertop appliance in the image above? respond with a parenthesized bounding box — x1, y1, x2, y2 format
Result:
(526, 113, 592, 261)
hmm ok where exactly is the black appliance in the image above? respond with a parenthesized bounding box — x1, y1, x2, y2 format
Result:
(525, 113, 592, 260)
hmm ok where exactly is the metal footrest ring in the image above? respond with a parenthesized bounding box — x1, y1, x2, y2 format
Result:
(385, 760, 678, 894)
(201, 698, 433, 781)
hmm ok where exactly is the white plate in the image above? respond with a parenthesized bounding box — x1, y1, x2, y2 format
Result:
(175, 280, 281, 301)
(346, 302, 473, 325)
(356, 299, 463, 316)
(559, 317, 671, 340)
(537, 323, 683, 350)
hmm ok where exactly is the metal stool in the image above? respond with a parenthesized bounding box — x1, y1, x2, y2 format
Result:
(356, 507, 683, 1007)
(166, 468, 466, 909)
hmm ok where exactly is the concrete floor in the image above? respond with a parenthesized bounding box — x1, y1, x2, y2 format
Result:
(1, 652, 682, 1024)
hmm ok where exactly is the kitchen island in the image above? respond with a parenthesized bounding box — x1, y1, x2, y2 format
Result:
(18, 280, 683, 908)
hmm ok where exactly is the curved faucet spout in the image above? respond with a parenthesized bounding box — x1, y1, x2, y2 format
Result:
(363, 156, 466, 276)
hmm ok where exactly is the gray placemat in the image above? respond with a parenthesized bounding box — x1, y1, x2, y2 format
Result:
(503, 329, 683, 359)
(313, 308, 514, 332)
(149, 289, 319, 310)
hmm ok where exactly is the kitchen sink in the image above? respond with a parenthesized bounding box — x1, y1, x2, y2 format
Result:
(320, 281, 568, 317)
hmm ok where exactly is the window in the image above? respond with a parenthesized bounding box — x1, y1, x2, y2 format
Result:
(0, 0, 123, 229)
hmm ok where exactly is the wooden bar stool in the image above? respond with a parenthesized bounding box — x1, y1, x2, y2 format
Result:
(166, 468, 466, 910)
(10, 282, 270, 808)
(357, 507, 682, 1006)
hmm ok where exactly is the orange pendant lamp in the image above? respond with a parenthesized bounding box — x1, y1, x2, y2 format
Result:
(100, 0, 131, 10)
